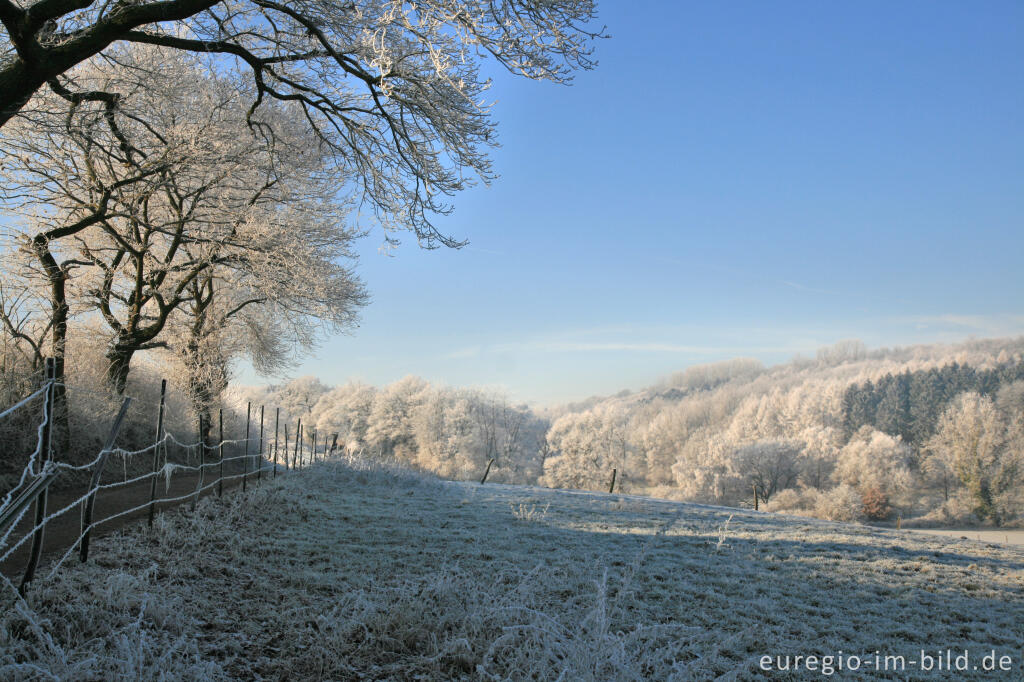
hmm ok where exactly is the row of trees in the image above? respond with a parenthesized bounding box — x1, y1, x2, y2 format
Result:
(1, 47, 368, 445)
(1, 3, 602, 454)
(230, 375, 550, 484)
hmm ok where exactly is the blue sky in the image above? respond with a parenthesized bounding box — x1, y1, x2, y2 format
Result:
(251, 1, 1024, 404)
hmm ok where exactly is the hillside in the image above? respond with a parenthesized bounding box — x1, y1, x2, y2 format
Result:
(230, 336, 1024, 528)
(4, 460, 1022, 680)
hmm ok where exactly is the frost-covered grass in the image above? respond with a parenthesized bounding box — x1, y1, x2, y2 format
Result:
(2, 460, 1023, 680)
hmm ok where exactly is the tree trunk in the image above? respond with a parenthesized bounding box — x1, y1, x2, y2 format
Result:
(30, 238, 72, 453)
(105, 344, 135, 395)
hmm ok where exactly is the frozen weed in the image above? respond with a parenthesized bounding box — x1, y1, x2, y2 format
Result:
(511, 501, 550, 522)
(715, 514, 733, 552)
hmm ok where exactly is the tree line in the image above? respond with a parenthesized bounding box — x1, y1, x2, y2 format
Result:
(238, 338, 1024, 527)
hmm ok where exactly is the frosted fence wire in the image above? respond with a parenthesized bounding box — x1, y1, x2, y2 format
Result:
(2, 452, 279, 580)
(42, 459, 277, 583)
(0, 385, 51, 519)
(1, 381, 314, 594)
(0, 384, 49, 422)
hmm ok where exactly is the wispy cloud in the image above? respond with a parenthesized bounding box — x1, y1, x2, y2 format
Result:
(444, 338, 803, 360)
(901, 313, 1024, 336)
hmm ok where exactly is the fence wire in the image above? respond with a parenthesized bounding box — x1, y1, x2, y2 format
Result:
(0, 376, 336, 600)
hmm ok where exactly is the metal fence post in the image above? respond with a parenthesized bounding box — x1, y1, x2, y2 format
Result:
(79, 397, 132, 563)
(217, 408, 224, 497)
(242, 402, 251, 493)
(20, 358, 56, 592)
(257, 405, 264, 485)
(192, 414, 204, 511)
(274, 408, 280, 477)
(147, 379, 167, 527)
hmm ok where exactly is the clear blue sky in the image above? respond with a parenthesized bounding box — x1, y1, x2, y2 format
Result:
(249, 1, 1024, 404)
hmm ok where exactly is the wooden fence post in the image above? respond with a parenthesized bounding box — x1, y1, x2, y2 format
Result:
(79, 397, 131, 563)
(329, 433, 338, 459)
(753, 484, 759, 511)
(480, 458, 494, 484)
(20, 358, 56, 592)
(294, 418, 302, 468)
(242, 402, 251, 493)
(273, 408, 280, 477)
(217, 408, 224, 497)
(257, 405, 264, 485)
(608, 468, 617, 494)
(311, 428, 317, 464)
(147, 379, 167, 527)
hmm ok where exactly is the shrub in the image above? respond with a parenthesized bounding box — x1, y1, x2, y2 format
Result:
(813, 483, 864, 523)
(861, 486, 891, 521)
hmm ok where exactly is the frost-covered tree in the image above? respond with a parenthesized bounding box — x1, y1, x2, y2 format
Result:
(2, 46, 366, 397)
(924, 392, 1019, 524)
(733, 440, 802, 504)
(411, 388, 482, 479)
(542, 403, 633, 491)
(311, 382, 378, 454)
(273, 376, 332, 425)
(365, 375, 429, 459)
(1, 0, 602, 245)
(833, 427, 913, 518)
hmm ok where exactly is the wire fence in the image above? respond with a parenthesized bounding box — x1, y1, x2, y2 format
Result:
(0, 359, 338, 601)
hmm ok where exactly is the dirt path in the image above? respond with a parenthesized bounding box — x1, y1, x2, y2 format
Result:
(907, 528, 1024, 546)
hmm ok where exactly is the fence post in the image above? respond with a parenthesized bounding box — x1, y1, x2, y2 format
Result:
(480, 458, 494, 485)
(283, 423, 290, 471)
(273, 408, 280, 477)
(608, 468, 617, 494)
(242, 402, 251, 493)
(311, 428, 317, 464)
(20, 358, 56, 593)
(294, 418, 302, 469)
(147, 379, 167, 527)
(257, 405, 264, 485)
(217, 408, 224, 497)
(753, 484, 759, 511)
(79, 397, 132, 563)
(192, 414, 204, 511)
(329, 433, 338, 459)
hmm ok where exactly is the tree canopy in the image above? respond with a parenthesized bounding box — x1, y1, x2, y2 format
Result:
(1, 0, 602, 244)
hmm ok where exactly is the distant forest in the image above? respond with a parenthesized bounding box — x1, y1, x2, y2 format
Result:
(225, 337, 1024, 528)
(841, 361, 1024, 447)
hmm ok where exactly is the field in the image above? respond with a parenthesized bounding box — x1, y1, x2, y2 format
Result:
(2, 460, 1022, 680)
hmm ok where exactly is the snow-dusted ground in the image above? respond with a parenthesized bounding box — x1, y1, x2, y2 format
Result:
(906, 529, 1024, 547)
(2, 461, 1022, 680)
